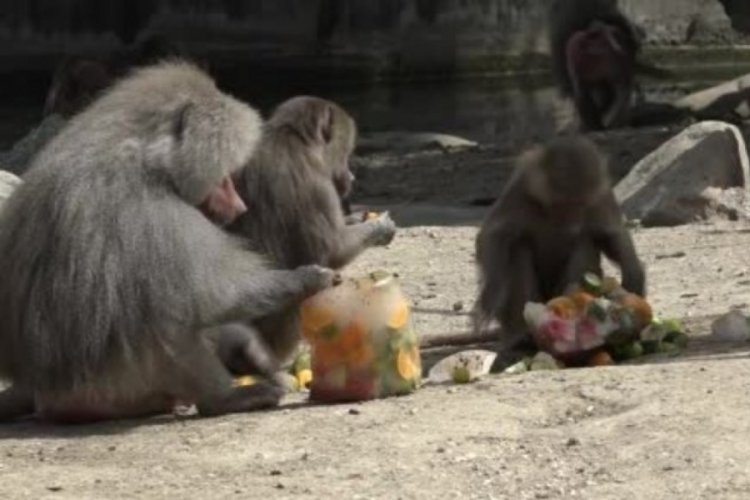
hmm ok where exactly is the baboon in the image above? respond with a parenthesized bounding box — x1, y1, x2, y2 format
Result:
(44, 34, 185, 120)
(548, 0, 666, 130)
(0, 61, 336, 424)
(231, 96, 396, 270)
(472, 135, 645, 350)
(44, 57, 114, 118)
(214, 96, 397, 377)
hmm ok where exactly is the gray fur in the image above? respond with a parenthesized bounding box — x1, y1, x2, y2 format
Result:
(232, 95, 396, 270)
(472, 136, 645, 351)
(0, 61, 335, 421)
(216, 96, 396, 372)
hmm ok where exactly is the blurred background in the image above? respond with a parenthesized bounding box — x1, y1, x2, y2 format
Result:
(0, 0, 749, 149)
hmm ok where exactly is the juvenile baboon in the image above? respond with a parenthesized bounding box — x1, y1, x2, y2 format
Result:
(0, 61, 336, 424)
(472, 135, 645, 350)
(548, 0, 667, 130)
(216, 96, 397, 376)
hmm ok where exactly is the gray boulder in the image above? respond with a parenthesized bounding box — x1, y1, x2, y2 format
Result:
(357, 132, 478, 154)
(614, 121, 750, 227)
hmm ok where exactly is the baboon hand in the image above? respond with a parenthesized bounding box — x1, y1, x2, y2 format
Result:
(367, 211, 397, 246)
(296, 264, 338, 296)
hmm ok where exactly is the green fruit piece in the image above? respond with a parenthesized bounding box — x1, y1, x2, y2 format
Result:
(530, 352, 561, 371)
(320, 323, 340, 340)
(664, 331, 689, 349)
(503, 360, 529, 375)
(389, 334, 402, 352)
(621, 342, 644, 359)
(586, 300, 609, 322)
(292, 352, 311, 373)
(656, 341, 679, 354)
(277, 373, 300, 391)
(606, 328, 634, 348)
(641, 340, 659, 354)
(452, 366, 472, 384)
(661, 319, 683, 334)
(640, 323, 667, 343)
(581, 272, 603, 295)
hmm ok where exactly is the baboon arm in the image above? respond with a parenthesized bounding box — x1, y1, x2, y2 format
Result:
(473, 220, 520, 332)
(156, 204, 324, 329)
(597, 228, 645, 296)
(304, 190, 384, 269)
(324, 222, 380, 269)
(206, 267, 318, 326)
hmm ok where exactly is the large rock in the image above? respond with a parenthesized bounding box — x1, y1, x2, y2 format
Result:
(0, 170, 22, 210)
(357, 132, 478, 154)
(674, 73, 750, 120)
(614, 121, 750, 227)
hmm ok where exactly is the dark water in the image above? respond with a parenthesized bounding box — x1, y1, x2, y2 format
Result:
(0, 76, 716, 152)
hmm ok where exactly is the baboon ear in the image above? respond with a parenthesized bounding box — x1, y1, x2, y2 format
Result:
(317, 104, 334, 144)
(172, 102, 193, 141)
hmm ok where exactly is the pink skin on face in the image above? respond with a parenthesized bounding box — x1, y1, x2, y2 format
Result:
(199, 176, 247, 226)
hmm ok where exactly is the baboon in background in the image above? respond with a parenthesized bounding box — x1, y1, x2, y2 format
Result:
(473, 136, 645, 351)
(44, 34, 186, 120)
(43, 57, 113, 118)
(212, 96, 397, 378)
(0, 34, 187, 177)
(548, 0, 667, 130)
(0, 61, 336, 424)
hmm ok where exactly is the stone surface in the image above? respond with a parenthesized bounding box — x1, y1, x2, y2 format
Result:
(675, 73, 750, 120)
(0, 1, 745, 77)
(710, 310, 750, 341)
(615, 121, 750, 227)
(358, 132, 478, 154)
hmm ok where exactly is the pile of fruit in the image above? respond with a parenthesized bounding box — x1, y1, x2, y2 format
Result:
(300, 270, 421, 402)
(524, 273, 688, 367)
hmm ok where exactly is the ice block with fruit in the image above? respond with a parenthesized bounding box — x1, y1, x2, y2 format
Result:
(300, 270, 421, 402)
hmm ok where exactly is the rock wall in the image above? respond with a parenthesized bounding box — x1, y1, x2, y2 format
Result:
(0, 0, 747, 77)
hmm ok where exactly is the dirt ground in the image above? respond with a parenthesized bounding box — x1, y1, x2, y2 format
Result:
(4, 128, 750, 499)
(3, 218, 750, 499)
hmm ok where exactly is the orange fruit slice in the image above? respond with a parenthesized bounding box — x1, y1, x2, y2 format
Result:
(620, 293, 653, 328)
(296, 369, 313, 389)
(233, 375, 256, 387)
(396, 346, 419, 380)
(387, 300, 410, 330)
(588, 350, 614, 367)
(300, 303, 336, 340)
(546, 296, 578, 319)
(569, 292, 595, 312)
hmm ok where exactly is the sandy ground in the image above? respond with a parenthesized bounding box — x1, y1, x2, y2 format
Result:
(4, 118, 750, 498)
(3, 214, 750, 499)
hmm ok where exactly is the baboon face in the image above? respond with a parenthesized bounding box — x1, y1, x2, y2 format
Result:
(525, 137, 608, 211)
(270, 96, 358, 199)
